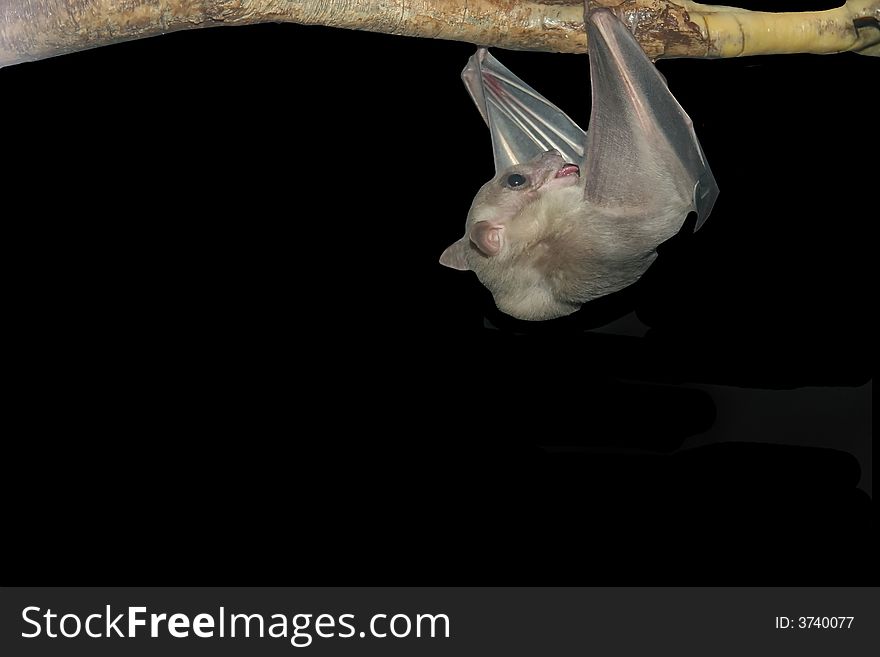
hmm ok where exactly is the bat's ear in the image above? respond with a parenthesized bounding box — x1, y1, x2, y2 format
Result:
(439, 238, 471, 271)
(469, 221, 502, 257)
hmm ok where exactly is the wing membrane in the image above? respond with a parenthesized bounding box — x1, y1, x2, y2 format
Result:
(462, 49, 586, 172)
(583, 9, 718, 227)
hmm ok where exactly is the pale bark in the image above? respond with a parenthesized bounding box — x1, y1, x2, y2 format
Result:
(1, 0, 878, 68)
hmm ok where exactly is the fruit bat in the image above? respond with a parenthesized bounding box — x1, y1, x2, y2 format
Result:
(440, 5, 718, 321)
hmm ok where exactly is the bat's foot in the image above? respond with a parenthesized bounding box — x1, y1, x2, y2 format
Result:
(847, 0, 880, 55)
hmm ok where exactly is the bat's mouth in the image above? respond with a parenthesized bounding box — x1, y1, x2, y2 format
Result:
(554, 164, 580, 179)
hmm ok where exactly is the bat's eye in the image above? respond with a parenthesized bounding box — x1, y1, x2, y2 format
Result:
(505, 173, 528, 189)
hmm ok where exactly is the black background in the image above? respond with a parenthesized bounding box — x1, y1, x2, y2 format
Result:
(2, 0, 873, 584)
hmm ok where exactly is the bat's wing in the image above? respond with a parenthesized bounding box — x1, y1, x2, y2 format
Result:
(583, 9, 718, 229)
(462, 48, 586, 172)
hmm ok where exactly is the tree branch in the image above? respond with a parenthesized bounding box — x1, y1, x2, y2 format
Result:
(1, 0, 878, 68)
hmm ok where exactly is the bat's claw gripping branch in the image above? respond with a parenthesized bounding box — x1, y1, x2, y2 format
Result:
(848, 0, 880, 54)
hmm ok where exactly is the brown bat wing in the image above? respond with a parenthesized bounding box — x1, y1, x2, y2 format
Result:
(583, 9, 718, 228)
(462, 48, 586, 173)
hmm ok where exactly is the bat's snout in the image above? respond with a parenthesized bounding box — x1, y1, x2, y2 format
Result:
(554, 164, 580, 179)
(541, 150, 579, 177)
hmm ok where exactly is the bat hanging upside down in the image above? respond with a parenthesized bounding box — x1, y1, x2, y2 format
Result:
(440, 4, 719, 321)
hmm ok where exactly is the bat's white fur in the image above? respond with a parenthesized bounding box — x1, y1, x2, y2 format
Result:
(443, 153, 689, 321)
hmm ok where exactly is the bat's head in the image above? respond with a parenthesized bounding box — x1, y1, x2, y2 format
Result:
(440, 150, 586, 319)
(441, 150, 580, 263)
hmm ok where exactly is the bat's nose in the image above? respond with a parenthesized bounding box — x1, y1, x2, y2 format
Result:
(542, 149, 562, 158)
